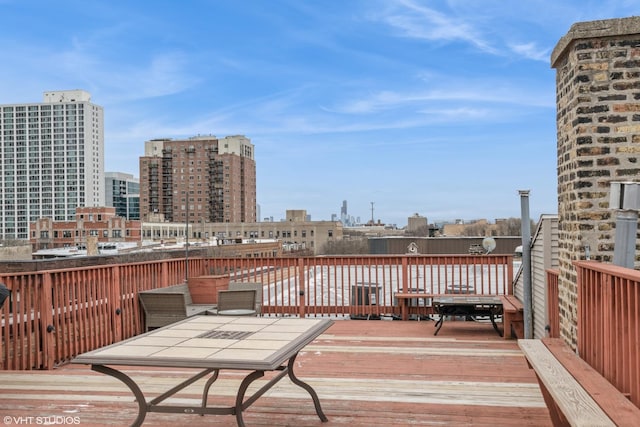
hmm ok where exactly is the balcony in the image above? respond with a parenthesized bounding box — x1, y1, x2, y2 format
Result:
(0, 254, 638, 425)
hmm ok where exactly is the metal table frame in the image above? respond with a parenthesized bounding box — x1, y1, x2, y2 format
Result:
(433, 296, 503, 337)
(73, 316, 333, 427)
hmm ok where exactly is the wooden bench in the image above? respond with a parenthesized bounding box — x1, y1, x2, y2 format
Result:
(394, 292, 434, 321)
(519, 338, 640, 427)
(499, 295, 524, 339)
(138, 284, 214, 331)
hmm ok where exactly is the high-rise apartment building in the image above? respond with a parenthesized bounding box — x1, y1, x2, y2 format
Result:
(139, 135, 256, 223)
(105, 172, 140, 220)
(0, 90, 104, 240)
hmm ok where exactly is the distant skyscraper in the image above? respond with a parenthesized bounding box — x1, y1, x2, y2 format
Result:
(105, 172, 140, 220)
(139, 135, 256, 223)
(340, 200, 349, 225)
(0, 90, 104, 240)
(340, 200, 354, 227)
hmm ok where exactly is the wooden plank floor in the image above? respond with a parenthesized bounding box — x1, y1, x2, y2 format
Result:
(0, 319, 552, 426)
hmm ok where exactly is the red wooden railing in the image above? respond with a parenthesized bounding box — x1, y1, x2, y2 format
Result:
(206, 255, 514, 317)
(573, 260, 640, 408)
(1, 255, 512, 370)
(546, 269, 560, 338)
(0, 258, 204, 370)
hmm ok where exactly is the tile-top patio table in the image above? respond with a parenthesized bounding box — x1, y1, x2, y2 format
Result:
(72, 316, 334, 427)
(432, 295, 503, 337)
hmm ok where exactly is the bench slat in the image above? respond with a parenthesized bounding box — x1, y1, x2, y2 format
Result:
(543, 338, 640, 427)
(394, 293, 436, 321)
(519, 339, 615, 427)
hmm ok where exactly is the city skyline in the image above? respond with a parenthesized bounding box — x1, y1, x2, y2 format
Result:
(1, 1, 638, 227)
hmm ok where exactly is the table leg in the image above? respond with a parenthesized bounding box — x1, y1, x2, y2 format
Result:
(434, 317, 444, 335)
(93, 365, 216, 426)
(91, 365, 148, 427)
(489, 310, 503, 337)
(287, 353, 328, 422)
(201, 369, 220, 415)
(235, 370, 265, 427)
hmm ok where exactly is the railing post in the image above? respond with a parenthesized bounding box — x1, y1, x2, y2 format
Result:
(401, 257, 408, 293)
(111, 265, 123, 343)
(161, 260, 169, 288)
(576, 264, 585, 355)
(507, 255, 514, 295)
(545, 269, 560, 338)
(601, 271, 613, 384)
(298, 258, 306, 318)
(40, 272, 55, 370)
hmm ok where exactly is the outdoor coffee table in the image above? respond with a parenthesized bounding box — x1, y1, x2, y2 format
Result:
(72, 316, 333, 427)
(433, 295, 503, 336)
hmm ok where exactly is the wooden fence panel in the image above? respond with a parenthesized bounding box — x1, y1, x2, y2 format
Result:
(546, 269, 560, 338)
(574, 260, 640, 408)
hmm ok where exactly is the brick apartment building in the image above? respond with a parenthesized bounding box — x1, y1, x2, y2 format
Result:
(139, 135, 256, 224)
(30, 206, 141, 250)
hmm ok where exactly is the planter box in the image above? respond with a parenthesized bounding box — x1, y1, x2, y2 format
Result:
(187, 274, 230, 304)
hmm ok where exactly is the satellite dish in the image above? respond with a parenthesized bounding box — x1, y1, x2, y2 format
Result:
(482, 237, 496, 254)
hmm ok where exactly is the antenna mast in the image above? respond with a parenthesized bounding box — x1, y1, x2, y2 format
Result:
(370, 202, 375, 223)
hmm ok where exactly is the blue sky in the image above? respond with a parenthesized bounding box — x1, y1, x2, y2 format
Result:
(1, 1, 638, 227)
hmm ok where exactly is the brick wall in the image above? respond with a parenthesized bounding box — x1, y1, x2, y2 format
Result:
(552, 17, 640, 346)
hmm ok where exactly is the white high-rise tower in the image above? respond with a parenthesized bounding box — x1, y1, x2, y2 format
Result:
(0, 90, 104, 239)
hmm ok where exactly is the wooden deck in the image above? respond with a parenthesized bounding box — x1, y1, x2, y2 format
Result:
(0, 319, 551, 426)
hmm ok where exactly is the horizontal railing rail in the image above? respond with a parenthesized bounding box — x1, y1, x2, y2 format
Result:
(1, 255, 513, 370)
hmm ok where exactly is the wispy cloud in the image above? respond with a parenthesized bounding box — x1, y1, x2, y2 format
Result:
(55, 48, 199, 104)
(509, 42, 551, 62)
(370, 0, 566, 62)
(373, 0, 498, 54)
(326, 82, 553, 115)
